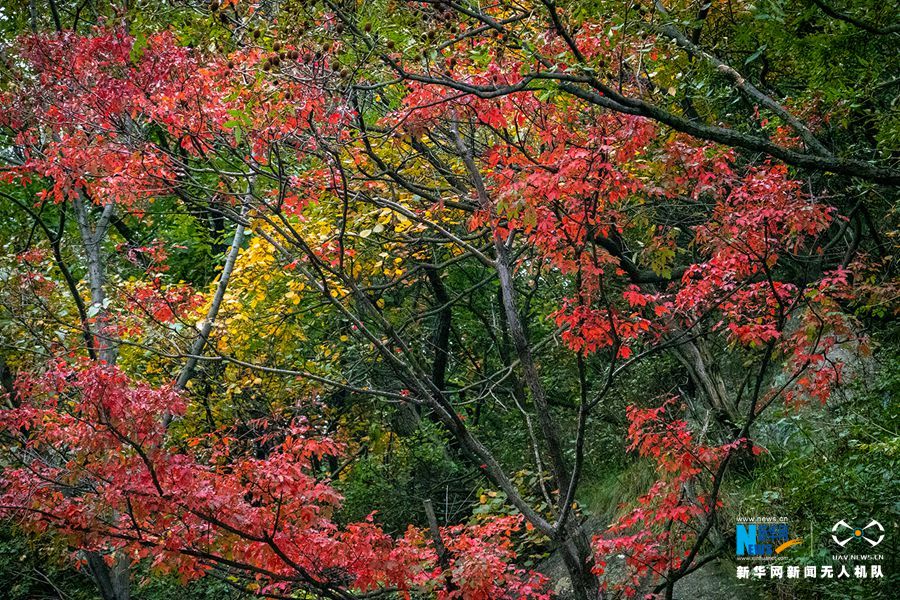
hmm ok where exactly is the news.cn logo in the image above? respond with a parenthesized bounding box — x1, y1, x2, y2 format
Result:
(831, 520, 884, 548)
(736, 522, 802, 557)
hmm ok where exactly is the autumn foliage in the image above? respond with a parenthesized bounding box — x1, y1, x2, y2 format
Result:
(0, 2, 895, 599)
(0, 361, 547, 598)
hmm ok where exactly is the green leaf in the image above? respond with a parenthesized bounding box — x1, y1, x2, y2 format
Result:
(130, 33, 148, 63)
(744, 45, 767, 65)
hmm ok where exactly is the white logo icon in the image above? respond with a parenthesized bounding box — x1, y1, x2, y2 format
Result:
(831, 520, 884, 547)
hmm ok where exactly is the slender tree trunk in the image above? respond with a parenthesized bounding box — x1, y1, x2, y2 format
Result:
(72, 194, 117, 365)
(424, 265, 452, 393)
(72, 192, 129, 597)
(454, 122, 599, 600)
(452, 121, 570, 494)
(28, 0, 38, 32)
(175, 207, 248, 392)
(451, 121, 600, 599)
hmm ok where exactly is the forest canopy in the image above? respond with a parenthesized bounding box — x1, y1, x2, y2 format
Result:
(0, 1, 896, 599)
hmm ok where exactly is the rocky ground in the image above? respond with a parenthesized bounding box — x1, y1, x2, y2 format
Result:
(538, 534, 750, 599)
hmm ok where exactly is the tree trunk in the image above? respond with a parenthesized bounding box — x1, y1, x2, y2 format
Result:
(73, 193, 129, 597)
(72, 194, 117, 365)
(85, 552, 130, 600)
(559, 523, 600, 600)
(673, 336, 738, 425)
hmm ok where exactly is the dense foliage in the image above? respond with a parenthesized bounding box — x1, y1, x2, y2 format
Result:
(0, 1, 896, 599)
